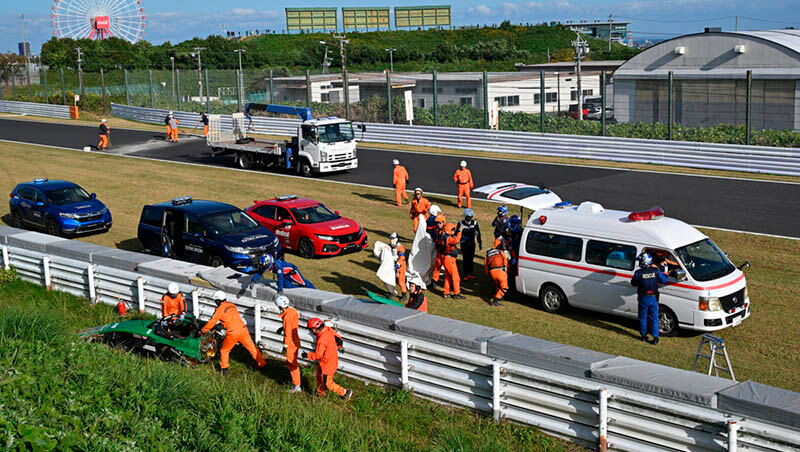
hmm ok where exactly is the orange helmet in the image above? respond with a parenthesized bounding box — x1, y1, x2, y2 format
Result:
(307, 318, 323, 329)
(435, 215, 445, 224)
(445, 223, 456, 234)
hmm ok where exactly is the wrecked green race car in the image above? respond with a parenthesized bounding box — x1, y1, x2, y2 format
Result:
(80, 314, 224, 365)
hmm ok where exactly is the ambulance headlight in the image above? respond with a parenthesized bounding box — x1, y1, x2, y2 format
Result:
(699, 296, 722, 312)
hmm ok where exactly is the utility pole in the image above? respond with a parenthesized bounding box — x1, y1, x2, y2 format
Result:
(735, 16, 739, 32)
(76, 47, 84, 102)
(572, 32, 589, 120)
(385, 48, 396, 73)
(333, 33, 350, 117)
(234, 48, 245, 110)
(218, 23, 226, 36)
(20, 14, 31, 99)
(192, 47, 205, 102)
(319, 41, 331, 74)
(608, 14, 613, 52)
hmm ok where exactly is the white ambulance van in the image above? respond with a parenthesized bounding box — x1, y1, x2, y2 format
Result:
(516, 201, 750, 336)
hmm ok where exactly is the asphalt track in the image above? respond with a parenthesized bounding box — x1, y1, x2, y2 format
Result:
(2, 117, 799, 238)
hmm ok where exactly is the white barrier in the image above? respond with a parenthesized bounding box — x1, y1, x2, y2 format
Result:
(0, 100, 71, 119)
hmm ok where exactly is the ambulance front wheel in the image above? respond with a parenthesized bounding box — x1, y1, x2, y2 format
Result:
(539, 284, 569, 314)
(658, 305, 678, 337)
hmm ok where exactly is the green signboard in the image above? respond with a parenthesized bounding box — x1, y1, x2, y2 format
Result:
(285, 8, 338, 32)
(342, 7, 391, 30)
(395, 5, 450, 28)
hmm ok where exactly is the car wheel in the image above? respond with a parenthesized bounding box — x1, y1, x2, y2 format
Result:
(539, 284, 569, 314)
(237, 152, 253, 170)
(298, 238, 315, 259)
(46, 219, 62, 237)
(11, 210, 24, 229)
(208, 255, 225, 268)
(658, 305, 679, 337)
(298, 158, 313, 177)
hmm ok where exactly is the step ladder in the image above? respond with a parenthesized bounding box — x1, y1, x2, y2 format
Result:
(691, 334, 736, 380)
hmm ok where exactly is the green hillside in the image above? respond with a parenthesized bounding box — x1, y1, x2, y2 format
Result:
(41, 22, 639, 73)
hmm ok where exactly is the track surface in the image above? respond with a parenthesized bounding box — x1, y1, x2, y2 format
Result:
(2, 118, 799, 238)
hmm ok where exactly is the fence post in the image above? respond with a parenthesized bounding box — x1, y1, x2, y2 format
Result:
(745, 70, 752, 145)
(2, 245, 9, 270)
(483, 70, 489, 129)
(87, 263, 96, 302)
(400, 340, 409, 390)
(727, 419, 739, 452)
(268, 69, 274, 104)
(540, 70, 545, 133)
(668, 71, 673, 140)
(43, 67, 49, 103)
(176, 69, 182, 111)
(137, 276, 146, 312)
(433, 70, 439, 127)
(42, 256, 52, 291)
(305, 69, 312, 109)
(148, 69, 154, 108)
(599, 388, 609, 452)
(386, 70, 392, 124)
(124, 69, 130, 105)
(191, 290, 199, 317)
(344, 69, 351, 119)
(100, 68, 107, 113)
(60, 68, 66, 105)
(492, 361, 502, 421)
(601, 71, 607, 137)
(204, 69, 210, 113)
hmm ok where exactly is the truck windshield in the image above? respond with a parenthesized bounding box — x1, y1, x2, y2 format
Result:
(317, 122, 354, 143)
(45, 186, 92, 206)
(675, 238, 735, 282)
(291, 204, 339, 224)
(203, 210, 260, 235)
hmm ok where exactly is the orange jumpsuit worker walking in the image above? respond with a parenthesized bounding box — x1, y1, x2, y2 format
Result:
(453, 160, 474, 208)
(97, 119, 110, 150)
(274, 294, 302, 393)
(201, 290, 266, 375)
(409, 188, 431, 232)
(161, 283, 187, 318)
(390, 232, 407, 301)
(199, 112, 209, 137)
(165, 112, 173, 140)
(392, 159, 409, 206)
(169, 115, 180, 143)
(485, 248, 508, 307)
(431, 215, 446, 286)
(442, 223, 465, 299)
(303, 318, 353, 400)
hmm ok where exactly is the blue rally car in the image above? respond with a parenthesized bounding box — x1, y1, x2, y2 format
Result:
(9, 179, 112, 236)
(137, 197, 280, 271)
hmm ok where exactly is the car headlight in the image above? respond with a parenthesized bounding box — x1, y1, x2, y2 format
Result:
(699, 296, 722, 312)
(59, 212, 79, 219)
(320, 151, 327, 162)
(99, 207, 109, 215)
(224, 245, 249, 254)
(315, 234, 334, 241)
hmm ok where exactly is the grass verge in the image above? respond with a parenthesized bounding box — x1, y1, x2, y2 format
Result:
(1, 141, 799, 393)
(0, 277, 580, 451)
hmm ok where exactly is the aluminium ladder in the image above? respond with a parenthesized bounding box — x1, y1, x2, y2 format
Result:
(691, 334, 736, 380)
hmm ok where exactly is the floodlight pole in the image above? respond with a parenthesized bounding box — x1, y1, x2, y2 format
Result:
(334, 33, 350, 117)
(20, 14, 31, 100)
(572, 32, 589, 121)
(320, 41, 331, 74)
(193, 47, 205, 102)
(234, 48, 245, 110)
(385, 48, 396, 73)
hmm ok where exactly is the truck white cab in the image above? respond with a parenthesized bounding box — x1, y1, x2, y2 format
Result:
(516, 201, 750, 336)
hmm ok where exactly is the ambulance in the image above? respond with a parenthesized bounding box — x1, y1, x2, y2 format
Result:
(516, 201, 750, 336)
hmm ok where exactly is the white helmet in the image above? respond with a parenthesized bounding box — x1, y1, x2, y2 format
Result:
(101, 119, 107, 123)
(274, 294, 290, 309)
(168, 283, 180, 295)
(168, 111, 174, 115)
(460, 160, 467, 167)
(392, 159, 399, 165)
(429, 205, 442, 216)
(212, 290, 226, 302)
(414, 187, 423, 194)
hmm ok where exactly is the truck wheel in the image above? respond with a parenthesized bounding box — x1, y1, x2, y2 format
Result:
(298, 238, 315, 259)
(658, 305, 678, 337)
(298, 159, 313, 177)
(539, 284, 569, 314)
(237, 152, 253, 170)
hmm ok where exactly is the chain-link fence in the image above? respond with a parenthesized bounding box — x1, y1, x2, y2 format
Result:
(2, 66, 799, 147)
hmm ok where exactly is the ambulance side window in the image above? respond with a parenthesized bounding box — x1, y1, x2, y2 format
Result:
(525, 232, 583, 262)
(644, 247, 682, 277)
(586, 240, 636, 270)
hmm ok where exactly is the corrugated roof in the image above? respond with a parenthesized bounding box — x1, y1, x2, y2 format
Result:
(732, 29, 800, 55)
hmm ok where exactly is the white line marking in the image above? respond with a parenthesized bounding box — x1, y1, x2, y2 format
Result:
(2, 137, 798, 241)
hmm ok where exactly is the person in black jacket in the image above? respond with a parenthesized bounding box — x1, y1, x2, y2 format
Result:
(457, 208, 482, 281)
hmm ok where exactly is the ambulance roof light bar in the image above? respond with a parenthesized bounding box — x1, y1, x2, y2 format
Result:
(628, 206, 664, 221)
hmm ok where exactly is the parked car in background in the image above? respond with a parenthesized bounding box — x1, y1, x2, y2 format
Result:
(9, 178, 112, 237)
(137, 196, 280, 271)
(245, 195, 367, 259)
(568, 96, 604, 119)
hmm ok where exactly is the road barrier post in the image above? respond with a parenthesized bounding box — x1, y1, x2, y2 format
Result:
(492, 361, 502, 421)
(433, 70, 439, 127)
(254, 303, 262, 344)
(87, 263, 96, 302)
(386, 70, 392, 124)
(2, 246, 9, 270)
(192, 290, 199, 317)
(42, 256, 52, 291)
(137, 277, 146, 312)
(599, 388, 609, 451)
(400, 340, 409, 390)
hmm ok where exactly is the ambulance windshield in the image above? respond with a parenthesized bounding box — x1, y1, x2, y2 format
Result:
(675, 238, 735, 282)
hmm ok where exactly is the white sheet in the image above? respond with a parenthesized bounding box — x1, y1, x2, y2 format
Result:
(373, 241, 397, 295)
(408, 214, 435, 285)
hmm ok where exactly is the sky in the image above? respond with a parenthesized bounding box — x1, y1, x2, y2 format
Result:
(1, 0, 798, 55)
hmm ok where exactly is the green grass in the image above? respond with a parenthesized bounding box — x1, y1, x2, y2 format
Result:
(0, 277, 579, 451)
(1, 141, 799, 394)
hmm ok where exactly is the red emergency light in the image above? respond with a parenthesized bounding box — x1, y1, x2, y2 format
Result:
(539, 215, 547, 225)
(628, 206, 664, 222)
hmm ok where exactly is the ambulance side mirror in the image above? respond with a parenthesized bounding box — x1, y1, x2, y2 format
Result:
(673, 269, 687, 282)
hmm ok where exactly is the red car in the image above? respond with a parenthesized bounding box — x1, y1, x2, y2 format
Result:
(245, 195, 368, 259)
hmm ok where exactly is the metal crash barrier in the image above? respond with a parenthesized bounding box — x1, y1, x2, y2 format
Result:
(0, 100, 72, 119)
(1, 226, 799, 452)
(112, 103, 800, 177)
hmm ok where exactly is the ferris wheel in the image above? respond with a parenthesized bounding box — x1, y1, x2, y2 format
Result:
(51, 0, 147, 43)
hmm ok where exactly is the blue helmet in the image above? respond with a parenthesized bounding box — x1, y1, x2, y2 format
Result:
(509, 215, 521, 227)
(463, 208, 474, 219)
(637, 252, 652, 268)
(497, 205, 508, 216)
(260, 253, 274, 268)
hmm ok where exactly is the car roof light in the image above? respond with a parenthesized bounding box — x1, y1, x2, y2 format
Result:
(539, 215, 547, 224)
(171, 196, 193, 206)
(276, 195, 298, 201)
(628, 206, 664, 221)
(33, 178, 48, 184)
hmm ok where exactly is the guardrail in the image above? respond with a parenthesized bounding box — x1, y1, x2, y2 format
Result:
(2, 226, 799, 452)
(111, 103, 800, 177)
(0, 100, 72, 119)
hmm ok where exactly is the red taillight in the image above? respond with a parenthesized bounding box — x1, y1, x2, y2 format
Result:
(628, 206, 664, 221)
(539, 215, 547, 224)
(9, 192, 13, 199)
